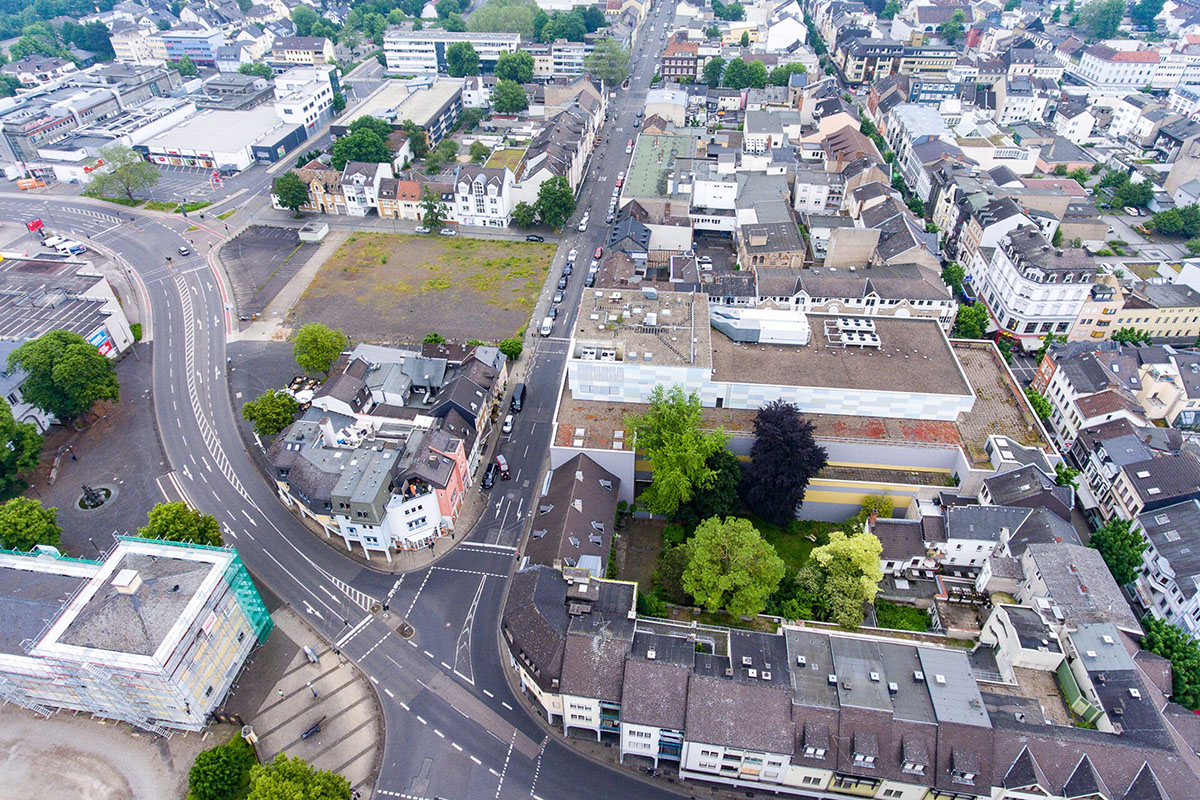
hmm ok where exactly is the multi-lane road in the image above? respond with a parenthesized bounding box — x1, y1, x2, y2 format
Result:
(0, 5, 690, 800)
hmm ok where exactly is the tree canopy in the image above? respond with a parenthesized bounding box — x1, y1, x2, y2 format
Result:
(702, 56, 725, 86)
(682, 516, 785, 616)
(272, 172, 310, 216)
(741, 401, 828, 525)
(1150, 204, 1200, 238)
(494, 49, 534, 83)
(498, 337, 523, 360)
(1131, 0, 1166, 27)
(1142, 616, 1200, 710)
(626, 385, 729, 516)
(1089, 517, 1146, 585)
(331, 129, 391, 171)
(242, 390, 300, 437)
(294, 323, 350, 374)
(8, 330, 119, 421)
(0, 497, 60, 552)
(952, 304, 989, 339)
(941, 261, 965, 295)
(1076, 0, 1125, 38)
(938, 9, 966, 44)
(1024, 387, 1052, 421)
(803, 530, 884, 628)
(0, 399, 41, 498)
(583, 38, 631, 87)
(445, 41, 479, 76)
(722, 58, 768, 89)
(1112, 326, 1153, 345)
(140, 502, 223, 547)
(420, 185, 448, 228)
(676, 447, 743, 529)
(468, 0, 544, 39)
(767, 62, 806, 86)
(491, 79, 528, 113)
(535, 176, 576, 229)
(511, 200, 536, 228)
(83, 144, 160, 202)
(188, 736, 257, 800)
(247, 754, 351, 800)
(238, 62, 273, 79)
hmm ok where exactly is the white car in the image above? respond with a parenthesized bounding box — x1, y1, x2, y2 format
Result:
(439, 227, 457, 236)
(502, 414, 514, 434)
(567, 248, 578, 263)
(414, 225, 431, 234)
(577, 215, 589, 232)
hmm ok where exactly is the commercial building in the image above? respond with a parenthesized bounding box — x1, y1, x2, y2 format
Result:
(273, 65, 339, 131)
(138, 106, 306, 171)
(383, 30, 520, 75)
(152, 27, 226, 66)
(269, 36, 335, 68)
(0, 538, 272, 734)
(330, 77, 462, 148)
(1073, 45, 1161, 89)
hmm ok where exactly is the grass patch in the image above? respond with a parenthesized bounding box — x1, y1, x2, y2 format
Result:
(754, 517, 840, 570)
(130, 322, 142, 341)
(92, 196, 142, 207)
(874, 599, 930, 632)
(185, 225, 199, 232)
(143, 200, 177, 211)
(174, 201, 211, 213)
(218, 209, 236, 220)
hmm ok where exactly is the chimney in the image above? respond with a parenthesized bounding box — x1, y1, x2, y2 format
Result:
(112, 568, 142, 595)
(320, 416, 337, 446)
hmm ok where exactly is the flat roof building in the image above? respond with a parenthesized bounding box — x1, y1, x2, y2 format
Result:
(138, 105, 306, 171)
(330, 77, 463, 147)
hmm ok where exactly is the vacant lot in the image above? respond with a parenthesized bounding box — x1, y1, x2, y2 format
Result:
(290, 233, 555, 343)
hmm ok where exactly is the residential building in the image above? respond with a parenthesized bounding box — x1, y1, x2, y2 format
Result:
(1107, 451, 1200, 521)
(1074, 45, 1161, 89)
(331, 77, 462, 148)
(382, 30, 520, 74)
(377, 178, 423, 220)
(0, 537, 273, 733)
(660, 34, 699, 81)
(1134, 499, 1200, 637)
(111, 29, 158, 65)
(2, 55, 77, 85)
(526, 454, 620, 577)
(341, 161, 393, 217)
(1138, 348, 1200, 430)
(152, 27, 226, 66)
(1054, 102, 1096, 144)
(1111, 282, 1200, 342)
(269, 36, 335, 67)
(273, 65, 338, 131)
(453, 165, 514, 228)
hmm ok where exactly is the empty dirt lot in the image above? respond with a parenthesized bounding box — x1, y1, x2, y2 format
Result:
(289, 233, 555, 344)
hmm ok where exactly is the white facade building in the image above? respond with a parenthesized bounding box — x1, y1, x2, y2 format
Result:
(454, 165, 514, 227)
(273, 66, 336, 130)
(1134, 499, 1200, 638)
(383, 30, 520, 74)
(1073, 44, 1160, 89)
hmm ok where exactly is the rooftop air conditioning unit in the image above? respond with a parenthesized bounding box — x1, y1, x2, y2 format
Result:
(828, 674, 838, 685)
(761, 671, 772, 681)
(748, 668, 758, 678)
(870, 672, 881, 682)
(742, 656, 753, 666)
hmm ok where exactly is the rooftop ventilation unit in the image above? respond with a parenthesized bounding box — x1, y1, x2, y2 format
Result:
(742, 656, 753, 666)
(870, 672, 881, 682)
(797, 655, 806, 667)
(761, 671, 772, 681)
(828, 674, 838, 685)
(935, 674, 946, 685)
(647, 649, 656, 660)
(888, 682, 899, 695)
(914, 671, 925, 682)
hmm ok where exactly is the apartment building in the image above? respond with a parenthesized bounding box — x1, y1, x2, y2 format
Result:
(270, 36, 335, 67)
(331, 77, 462, 148)
(1074, 45, 1160, 88)
(1112, 282, 1200, 342)
(152, 27, 226, 66)
(454, 165, 514, 228)
(111, 28, 158, 65)
(1138, 349, 1200, 430)
(660, 34, 699, 81)
(273, 65, 338, 131)
(1107, 451, 1200, 521)
(383, 30, 520, 74)
(1134, 499, 1200, 637)
(0, 538, 272, 734)
(969, 227, 1096, 349)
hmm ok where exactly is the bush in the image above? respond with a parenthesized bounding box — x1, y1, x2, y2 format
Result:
(130, 323, 142, 341)
(187, 735, 257, 800)
(874, 599, 929, 631)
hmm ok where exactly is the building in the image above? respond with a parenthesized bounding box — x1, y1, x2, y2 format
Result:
(1111, 282, 1200, 343)
(269, 36, 335, 67)
(1134, 499, 1200, 637)
(453, 165, 514, 228)
(2, 55, 77, 85)
(383, 30, 520, 74)
(331, 77, 462, 148)
(0, 537, 272, 733)
(969, 227, 1096, 349)
(139, 106, 306, 171)
(1107, 451, 1200, 521)
(660, 35, 699, 81)
(1074, 45, 1161, 89)
(0, 255, 135, 431)
(273, 66, 338, 131)
(526, 454, 621, 577)
(153, 27, 226, 66)
(111, 29, 158, 65)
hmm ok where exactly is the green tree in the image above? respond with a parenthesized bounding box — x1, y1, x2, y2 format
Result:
(1055, 462, 1080, 488)
(1067, 167, 1090, 184)
(83, 144, 160, 202)
(435, 0, 460, 17)
(1078, 0, 1125, 38)
(739, 31, 749, 47)
(941, 261, 965, 294)
(880, 0, 900, 18)
(676, 448, 743, 529)
(331, 91, 346, 113)
(1149, 204, 1200, 237)
(583, 38, 631, 88)
(1113, 179, 1154, 209)
(443, 12, 467, 31)
(1132, 0, 1165, 27)
(682, 516, 785, 616)
(1053, 164, 1069, 176)
(1112, 326, 1153, 345)
(445, 40, 479, 76)
(1186, 236, 1200, 255)
(457, 107, 484, 132)
(423, 332, 446, 344)
(498, 337, 523, 360)
(188, 737, 257, 800)
(468, 0, 543, 39)
(469, 140, 490, 162)
(767, 62, 806, 86)
(494, 49, 534, 83)
(272, 171, 310, 217)
(400, 120, 429, 158)
(0, 497, 60, 552)
(174, 54, 198, 76)
(1036, 333, 1068, 359)
(0, 399, 41, 498)
(1052, 226, 1064, 246)
(511, 200, 536, 228)
(293, 323, 350, 374)
(242, 390, 299, 436)
(8, 330, 119, 421)
(846, 494, 895, 533)
(1098, 169, 1129, 189)
(712, 0, 745, 20)
(653, 543, 692, 604)
(705, 24, 720, 38)
(722, 58, 767, 89)
(937, 9, 966, 44)
(803, 530, 884, 628)
(331, 129, 391, 170)
(626, 385, 729, 516)
(238, 62, 273, 79)
(1142, 616, 1200, 710)
(534, 175, 576, 229)
(292, 5, 319, 35)
(1089, 517, 1146, 585)
(247, 754, 350, 800)
(1024, 386, 1052, 420)
(491, 79, 528, 113)
(140, 501, 223, 546)
(742, 401, 827, 525)
(702, 55, 725, 86)
(420, 185, 448, 228)
(952, 304, 989, 339)
(539, 9, 586, 41)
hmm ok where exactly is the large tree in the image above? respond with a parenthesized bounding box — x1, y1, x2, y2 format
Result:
(238, 62, 273, 79)
(937, 8, 966, 44)
(583, 38, 630, 87)
(511, 200, 536, 227)
(0, 497, 60, 552)
(420, 185, 448, 228)
(1024, 387, 1052, 421)
(0, 399, 41, 498)
(188, 736, 257, 800)
(174, 54, 198, 76)
(952, 304, 989, 339)
(676, 447, 743, 528)
(682, 516, 785, 617)
(331, 129, 391, 170)
(722, 58, 767, 89)
(941, 261, 965, 295)
(1089, 517, 1146, 585)
(247, 754, 351, 800)
(242, 390, 299, 436)
(272, 171, 310, 216)
(625, 385, 728, 516)
(702, 56, 725, 86)
(1142, 616, 1200, 710)
(491, 79, 528, 113)
(767, 62, 806, 86)
(741, 401, 828, 525)
(400, 119, 429, 159)
(83, 144, 160, 202)
(8, 330, 120, 421)
(445, 41, 479, 76)
(293, 323, 350, 375)
(1112, 327, 1153, 345)
(1131, 0, 1165, 27)
(803, 530, 884, 628)
(535, 175, 576, 230)
(468, 0, 543, 39)
(1077, 0, 1125, 38)
(493, 49, 534, 83)
(139, 501, 223, 547)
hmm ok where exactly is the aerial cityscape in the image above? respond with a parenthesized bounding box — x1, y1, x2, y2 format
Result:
(2, 0, 1200, 798)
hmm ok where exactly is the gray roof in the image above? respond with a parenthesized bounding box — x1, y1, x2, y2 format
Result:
(784, 628, 839, 709)
(1008, 506, 1080, 553)
(1000, 605, 1059, 652)
(874, 518, 926, 560)
(684, 674, 795, 753)
(917, 648, 991, 728)
(620, 656, 689, 729)
(526, 455, 620, 575)
(946, 505, 1032, 542)
(1138, 499, 1200, 599)
(729, 629, 790, 687)
(1025, 544, 1142, 633)
(501, 565, 569, 692)
(1121, 453, 1200, 509)
(560, 633, 630, 702)
(0, 555, 95, 657)
(1070, 622, 1134, 674)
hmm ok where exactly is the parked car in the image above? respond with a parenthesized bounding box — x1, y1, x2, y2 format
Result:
(557, 275, 568, 289)
(605, 214, 614, 224)
(594, 246, 604, 259)
(440, 227, 457, 236)
(495, 455, 510, 480)
(617, 170, 626, 181)
(502, 414, 514, 434)
(615, 177, 624, 188)
(626, 139, 634, 153)
(577, 215, 589, 232)
(584, 272, 596, 287)
(525, 234, 544, 242)
(548, 305, 558, 320)
(1124, 206, 1140, 217)
(482, 462, 498, 489)
(553, 289, 564, 304)
(633, 119, 640, 128)
(590, 259, 600, 271)
(511, 382, 526, 412)
(177, 246, 191, 256)
(415, 226, 431, 234)
(562, 263, 572, 277)
(567, 248, 578, 263)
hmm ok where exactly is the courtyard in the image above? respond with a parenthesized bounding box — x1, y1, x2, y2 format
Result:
(289, 232, 555, 344)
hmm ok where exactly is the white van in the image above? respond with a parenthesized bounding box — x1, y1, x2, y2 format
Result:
(55, 240, 87, 255)
(540, 316, 554, 336)
(42, 235, 66, 249)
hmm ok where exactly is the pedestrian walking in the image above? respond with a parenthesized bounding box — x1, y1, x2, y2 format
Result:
(277, 688, 284, 698)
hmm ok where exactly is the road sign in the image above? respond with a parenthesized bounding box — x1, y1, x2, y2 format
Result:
(26, 218, 43, 233)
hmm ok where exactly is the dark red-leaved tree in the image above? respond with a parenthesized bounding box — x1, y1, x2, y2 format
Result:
(742, 401, 828, 525)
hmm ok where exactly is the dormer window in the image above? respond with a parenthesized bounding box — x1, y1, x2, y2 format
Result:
(853, 753, 876, 767)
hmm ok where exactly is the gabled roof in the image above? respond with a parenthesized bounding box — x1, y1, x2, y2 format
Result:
(1062, 754, 1109, 799)
(1003, 745, 1050, 791)
(1125, 762, 1167, 800)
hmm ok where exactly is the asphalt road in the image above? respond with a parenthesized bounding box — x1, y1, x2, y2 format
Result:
(0, 6, 692, 800)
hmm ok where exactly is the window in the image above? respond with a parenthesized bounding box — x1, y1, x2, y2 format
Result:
(804, 746, 826, 759)
(801, 775, 822, 786)
(853, 753, 876, 767)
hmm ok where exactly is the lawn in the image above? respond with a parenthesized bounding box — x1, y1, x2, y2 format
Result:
(755, 517, 841, 571)
(874, 599, 930, 632)
(290, 232, 555, 343)
(485, 148, 525, 172)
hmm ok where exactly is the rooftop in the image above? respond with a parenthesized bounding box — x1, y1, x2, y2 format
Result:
(0, 256, 111, 343)
(0, 549, 98, 657)
(340, 77, 463, 129)
(625, 133, 697, 199)
(142, 106, 299, 152)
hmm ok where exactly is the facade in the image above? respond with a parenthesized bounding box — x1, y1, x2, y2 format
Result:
(454, 165, 515, 227)
(273, 66, 337, 131)
(1074, 45, 1161, 88)
(111, 29, 158, 65)
(270, 36, 335, 67)
(383, 30, 520, 74)
(1135, 499, 1200, 637)
(331, 77, 462, 148)
(154, 28, 226, 66)
(0, 538, 272, 734)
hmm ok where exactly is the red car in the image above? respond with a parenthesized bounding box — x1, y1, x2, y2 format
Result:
(594, 246, 604, 259)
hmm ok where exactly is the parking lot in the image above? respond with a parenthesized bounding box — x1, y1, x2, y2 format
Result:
(218, 225, 322, 324)
(140, 164, 223, 203)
